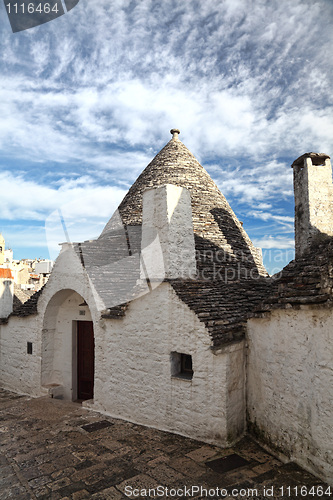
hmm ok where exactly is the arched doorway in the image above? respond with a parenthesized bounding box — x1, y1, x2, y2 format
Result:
(42, 289, 95, 401)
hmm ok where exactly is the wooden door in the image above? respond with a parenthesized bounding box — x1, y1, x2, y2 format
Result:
(77, 321, 94, 400)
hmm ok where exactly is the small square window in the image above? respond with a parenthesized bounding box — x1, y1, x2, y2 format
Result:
(181, 353, 193, 375)
(171, 352, 193, 380)
(27, 342, 33, 355)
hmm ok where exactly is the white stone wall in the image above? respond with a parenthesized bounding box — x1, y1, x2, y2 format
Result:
(141, 185, 196, 280)
(247, 308, 333, 484)
(0, 244, 103, 397)
(0, 314, 42, 396)
(92, 282, 245, 446)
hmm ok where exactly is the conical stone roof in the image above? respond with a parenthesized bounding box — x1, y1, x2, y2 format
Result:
(101, 130, 267, 278)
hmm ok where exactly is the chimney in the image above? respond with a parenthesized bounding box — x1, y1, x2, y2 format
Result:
(0, 268, 14, 318)
(140, 184, 196, 281)
(292, 152, 333, 258)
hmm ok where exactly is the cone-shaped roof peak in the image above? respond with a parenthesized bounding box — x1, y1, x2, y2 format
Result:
(170, 128, 180, 140)
(99, 130, 267, 277)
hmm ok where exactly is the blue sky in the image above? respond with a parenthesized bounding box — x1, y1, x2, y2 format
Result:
(0, 0, 332, 274)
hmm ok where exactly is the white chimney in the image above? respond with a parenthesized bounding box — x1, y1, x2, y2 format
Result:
(292, 153, 333, 258)
(140, 184, 196, 281)
(0, 269, 14, 318)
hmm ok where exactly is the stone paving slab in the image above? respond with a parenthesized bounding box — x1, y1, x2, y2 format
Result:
(0, 388, 331, 500)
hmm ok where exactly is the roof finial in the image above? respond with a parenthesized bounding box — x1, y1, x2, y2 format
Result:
(170, 128, 180, 140)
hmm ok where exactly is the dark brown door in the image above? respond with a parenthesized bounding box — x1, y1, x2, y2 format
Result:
(77, 321, 94, 400)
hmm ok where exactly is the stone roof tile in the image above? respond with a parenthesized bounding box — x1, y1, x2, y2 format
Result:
(253, 236, 333, 314)
(170, 278, 272, 347)
(11, 286, 45, 317)
(0, 268, 13, 279)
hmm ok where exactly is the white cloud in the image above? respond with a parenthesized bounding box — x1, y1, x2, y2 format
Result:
(0, 169, 128, 259)
(1, 224, 47, 250)
(215, 159, 293, 205)
(0, 170, 126, 222)
(1, 76, 330, 166)
(253, 235, 295, 250)
(248, 211, 294, 225)
(256, 203, 272, 210)
(0, 0, 331, 166)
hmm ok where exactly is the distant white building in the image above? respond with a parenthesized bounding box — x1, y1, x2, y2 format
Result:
(34, 260, 54, 275)
(4, 249, 13, 264)
(0, 237, 53, 290)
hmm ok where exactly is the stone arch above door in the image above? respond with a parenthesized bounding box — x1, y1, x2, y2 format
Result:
(41, 289, 94, 401)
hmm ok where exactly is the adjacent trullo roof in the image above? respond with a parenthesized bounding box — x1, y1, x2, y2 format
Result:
(253, 236, 333, 316)
(13, 130, 272, 347)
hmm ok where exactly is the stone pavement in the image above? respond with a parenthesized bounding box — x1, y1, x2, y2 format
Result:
(0, 388, 331, 500)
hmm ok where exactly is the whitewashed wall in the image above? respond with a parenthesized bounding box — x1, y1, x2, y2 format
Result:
(0, 314, 42, 396)
(92, 282, 246, 446)
(0, 244, 102, 397)
(247, 308, 333, 485)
